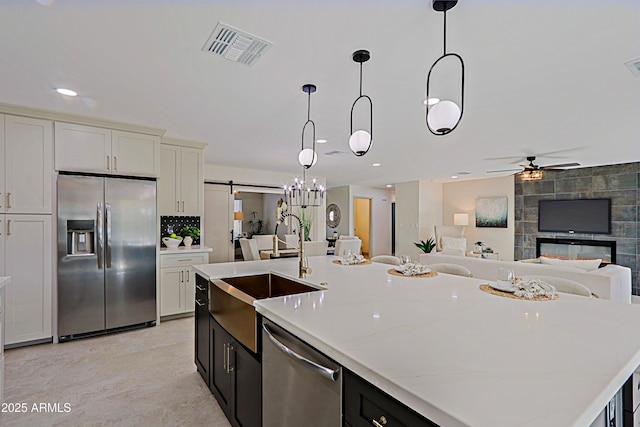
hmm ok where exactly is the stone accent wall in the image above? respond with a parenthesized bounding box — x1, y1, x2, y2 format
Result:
(514, 162, 639, 295)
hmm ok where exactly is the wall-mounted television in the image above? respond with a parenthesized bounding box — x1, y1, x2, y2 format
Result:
(538, 199, 611, 234)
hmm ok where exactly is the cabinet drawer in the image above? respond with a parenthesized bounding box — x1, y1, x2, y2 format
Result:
(344, 370, 438, 427)
(160, 253, 208, 268)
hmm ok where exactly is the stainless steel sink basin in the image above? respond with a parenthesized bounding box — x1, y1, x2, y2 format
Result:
(209, 273, 320, 353)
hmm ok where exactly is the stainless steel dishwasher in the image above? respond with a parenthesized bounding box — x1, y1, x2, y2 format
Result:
(262, 319, 342, 427)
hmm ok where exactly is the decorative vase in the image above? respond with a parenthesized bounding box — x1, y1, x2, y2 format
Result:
(183, 236, 193, 247)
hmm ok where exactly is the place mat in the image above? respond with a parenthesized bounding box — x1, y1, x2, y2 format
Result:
(479, 284, 559, 301)
(387, 268, 438, 278)
(332, 259, 372, 266)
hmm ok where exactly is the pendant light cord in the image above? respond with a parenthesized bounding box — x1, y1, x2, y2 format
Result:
(443, 9, 447, 56)
(359, 62, 363, 97)
(307, 90, 311, 121)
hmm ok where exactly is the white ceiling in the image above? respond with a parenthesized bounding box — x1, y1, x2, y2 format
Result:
(1, 0, 639, 188)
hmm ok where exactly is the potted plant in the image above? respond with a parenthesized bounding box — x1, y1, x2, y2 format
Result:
(248, 211, 264, 237)
(414, 237, 435, 253)
(301, 209, 312, 241)
(179, 225, 200, 247)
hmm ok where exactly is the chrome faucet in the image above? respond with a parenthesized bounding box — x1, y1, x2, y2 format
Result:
(276, 211, 311, 278)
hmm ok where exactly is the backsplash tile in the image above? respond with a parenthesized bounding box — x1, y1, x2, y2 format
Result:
(160, 216, 200, 246)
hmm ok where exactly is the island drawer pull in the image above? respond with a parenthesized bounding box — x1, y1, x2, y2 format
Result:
(195, 299, 204, 307)
(196, 285, 206, 292)
(263, 323, 340, 382)
(225, 343, 235, 373)
(372, 415, 387, 427)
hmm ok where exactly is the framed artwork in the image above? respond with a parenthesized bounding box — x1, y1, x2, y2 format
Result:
(476, 197, 508, 228)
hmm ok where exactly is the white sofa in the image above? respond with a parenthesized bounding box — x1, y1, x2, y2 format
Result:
(419, 253, 632, 303)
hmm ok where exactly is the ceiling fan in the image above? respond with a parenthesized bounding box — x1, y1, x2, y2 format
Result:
(487, 156, 580, 175)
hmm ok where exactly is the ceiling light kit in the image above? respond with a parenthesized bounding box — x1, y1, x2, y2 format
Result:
(426, 0, 465, 135)
(298, 84, 318, 169)
(349, 49, 373, 157)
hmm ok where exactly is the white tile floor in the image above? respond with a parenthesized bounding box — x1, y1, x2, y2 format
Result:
(1, 317, 231, 427)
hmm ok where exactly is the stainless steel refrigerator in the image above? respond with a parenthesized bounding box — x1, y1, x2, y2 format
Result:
(57, 174, 157, 341)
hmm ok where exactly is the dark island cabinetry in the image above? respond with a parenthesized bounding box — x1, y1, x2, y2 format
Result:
(343, 369, 438, 427)
(194, 274, 209, 385)
(210, 314, 261, 427)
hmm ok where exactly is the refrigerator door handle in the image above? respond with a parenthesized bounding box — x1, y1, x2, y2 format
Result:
(105, 203, 112, 268)
(97, 202, 104, 269)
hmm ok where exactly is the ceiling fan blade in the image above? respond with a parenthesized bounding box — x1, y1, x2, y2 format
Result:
(486, 168, 522, 173)
(541, 162, 580, 169)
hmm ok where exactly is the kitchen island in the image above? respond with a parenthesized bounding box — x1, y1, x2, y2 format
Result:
(194, 256, 640, 426)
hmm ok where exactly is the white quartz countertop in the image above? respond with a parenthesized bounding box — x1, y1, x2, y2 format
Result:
(0, 276, 9, 289)
(193, 257, 640, 427)
(159, 245, 212, 254)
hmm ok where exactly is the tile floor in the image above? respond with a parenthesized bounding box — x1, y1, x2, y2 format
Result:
(1, 317, 231, 427)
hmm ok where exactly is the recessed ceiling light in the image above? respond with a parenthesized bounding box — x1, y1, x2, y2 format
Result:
(450, 175, 458, 179)
(372, 163, 381, 167)
(56, 88, 78, 97)
(316, 139, 327, 144)
(386, 184, 393, 188)
(423, 97, 440, 106)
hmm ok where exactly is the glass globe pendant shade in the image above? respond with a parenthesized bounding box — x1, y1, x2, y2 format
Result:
(349, 130, 372, 156)
(427, 100, 461, 135)
(298, 148, 317, 168)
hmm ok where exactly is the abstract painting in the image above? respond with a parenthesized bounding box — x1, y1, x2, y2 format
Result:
(475, 197, 508, 228)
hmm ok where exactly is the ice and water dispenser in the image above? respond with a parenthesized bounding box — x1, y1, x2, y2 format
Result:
(66, 220, 95, 256)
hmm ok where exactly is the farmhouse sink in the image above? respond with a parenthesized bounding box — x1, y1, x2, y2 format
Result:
(209, 273, 321, 353)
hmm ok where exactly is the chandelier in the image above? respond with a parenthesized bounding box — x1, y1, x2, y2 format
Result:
(283, 169, 325, 208)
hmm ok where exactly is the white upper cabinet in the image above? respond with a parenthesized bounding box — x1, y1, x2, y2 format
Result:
(55, 122, 160, 177)
(54, 122, 111, 174)
(158, 143, 203, 216)
(111, 130, 160, 177)
(180, 147, 202, 216)
(1, 115, 53, 214)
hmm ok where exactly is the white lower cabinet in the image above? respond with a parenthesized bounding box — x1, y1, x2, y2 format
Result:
(0, 215, 52, 345)
(1, 284, 5, 403)
(160, 252, 208, 317)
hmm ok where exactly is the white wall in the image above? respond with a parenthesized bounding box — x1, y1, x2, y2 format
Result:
(395, 181, 421, 259)
(204, 163, 327, 240)
(326, 186, 350, 238)
(418, 180, 443, 252)
(442, 176, 515, 260)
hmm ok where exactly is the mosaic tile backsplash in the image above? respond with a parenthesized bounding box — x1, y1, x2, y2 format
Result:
(161, 216, 201, 246)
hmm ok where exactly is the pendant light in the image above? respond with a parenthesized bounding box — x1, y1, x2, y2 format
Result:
(349, 50, 373, 156)
(298, 84, 318, 169)
(426, 0, 465, 136)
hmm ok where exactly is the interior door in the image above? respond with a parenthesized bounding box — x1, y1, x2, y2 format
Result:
(354, 197, 372, 257)
(204, 184, 234, 263)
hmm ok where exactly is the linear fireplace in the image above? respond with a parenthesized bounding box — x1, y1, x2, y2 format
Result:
(536, 238, 616, 265)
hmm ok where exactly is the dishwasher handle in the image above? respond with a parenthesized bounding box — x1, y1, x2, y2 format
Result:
(262, 323, 340, 382)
